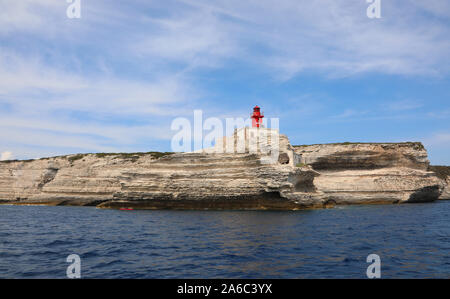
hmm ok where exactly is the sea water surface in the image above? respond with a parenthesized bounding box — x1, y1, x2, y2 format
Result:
(0, 201, 449, 278)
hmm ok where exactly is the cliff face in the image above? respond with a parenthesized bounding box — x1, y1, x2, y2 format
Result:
(295, 142, 429, 170)
(441, 179, 450, 200)
(428, 166, 450, 200)
(442, 179, 450, 200)
(0, 135, 445, 210)
(0, 151, 317, 210)
(294, 143, 443, 206)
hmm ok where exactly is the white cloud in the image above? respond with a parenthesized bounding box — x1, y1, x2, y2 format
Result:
(426, 110, 450, 119)
(425, 133, 450, 147)
(0, 0, 66, 35)
(385, 100, 423, 111)
(0, 151, 13, 161)
(0, 48, 197, 159)
(332, 109, 364, 119)
(2, 0, 450, 78)
(132, 12, 237, 68)
(0, 50, 87, 94)
(1, 0, 449, 159)
(411, 0, 450, 18)
(169, 0, 450, 78)
(0, 48, 197, 116)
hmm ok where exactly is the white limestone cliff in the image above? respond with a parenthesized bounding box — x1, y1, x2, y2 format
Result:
(0, 130, 445, 210)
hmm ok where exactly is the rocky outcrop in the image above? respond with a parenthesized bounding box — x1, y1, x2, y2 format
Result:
(0, 133, 445, 210)
(441, 179, 450, 200)
(428, 166, 450, 200)
(294, 143, 443, 205)
(295, 142, 429, 170)
(0, 151, 319, 210)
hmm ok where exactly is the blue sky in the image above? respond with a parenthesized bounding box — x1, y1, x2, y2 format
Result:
(0, 0, 449, 164)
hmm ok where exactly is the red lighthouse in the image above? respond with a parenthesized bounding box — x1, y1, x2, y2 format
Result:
(251, 105, 264, 128)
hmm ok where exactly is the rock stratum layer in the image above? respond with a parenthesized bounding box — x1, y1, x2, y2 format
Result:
(440, 178, 450, 200)
(0, 131, 446, 210)
(442, 179, 450, 200)
(294, 143, 444, 205)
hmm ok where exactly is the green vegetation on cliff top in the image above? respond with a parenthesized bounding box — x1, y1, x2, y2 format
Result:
(0, 151, 174, 164)
(294, 141, 424, 150)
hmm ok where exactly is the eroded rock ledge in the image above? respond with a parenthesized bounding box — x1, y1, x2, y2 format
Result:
(428, 166, 450, 200)
(0, 134, 446, 210)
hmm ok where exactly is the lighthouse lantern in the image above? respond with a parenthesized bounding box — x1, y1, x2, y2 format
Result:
(251, 105, 264, 128)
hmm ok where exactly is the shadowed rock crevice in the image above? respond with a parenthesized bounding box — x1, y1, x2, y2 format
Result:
(100, 192, 309, 210)
(308, 151, 427, 171)
(407, 185, 442, 203)
(428, 166, 450, 200)
(37, 168, 59, 189)
(292, 174, 317, 193)
(323, 199, 337, 208)
(278, 153, 290, 164)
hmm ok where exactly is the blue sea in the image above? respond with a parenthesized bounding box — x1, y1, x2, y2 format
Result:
(0, 201, 449, 278)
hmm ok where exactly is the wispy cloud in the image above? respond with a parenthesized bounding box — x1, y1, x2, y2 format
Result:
(131, 12, 237, 69)
(175, 0, 450, 79)
(0, 47, 196, 157)
(385, 100, 423, 111)
(425, 132, 450, 147)
(427, 110, 450, 119)
(0, 0, 449, 160)
(422, 132, 450, 165)
(332, 109, 367, 119)
(0, 0, 61, 34)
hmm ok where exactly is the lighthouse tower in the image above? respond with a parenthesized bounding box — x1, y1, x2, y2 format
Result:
(251, 105, 264, 128)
